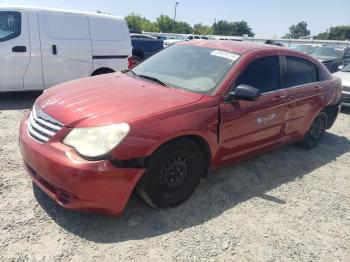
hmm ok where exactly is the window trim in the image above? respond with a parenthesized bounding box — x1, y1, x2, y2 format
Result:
(0, 11, 22, 42)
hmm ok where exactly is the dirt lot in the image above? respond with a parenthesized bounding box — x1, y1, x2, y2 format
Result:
(0, 92, 349, 262)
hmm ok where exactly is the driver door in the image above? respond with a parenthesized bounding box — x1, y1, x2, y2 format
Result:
(218, 55, 288, 165)
(0, 10, 30, 91)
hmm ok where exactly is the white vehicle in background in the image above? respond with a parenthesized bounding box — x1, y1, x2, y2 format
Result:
(0, 6, 132, 92)
(333, 63, 350, 107)
(163, 34, 202, 48)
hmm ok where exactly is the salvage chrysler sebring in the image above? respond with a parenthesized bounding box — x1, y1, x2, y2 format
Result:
(19, 41, 342, 215)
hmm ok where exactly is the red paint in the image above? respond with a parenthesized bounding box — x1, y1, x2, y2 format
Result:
(19, 41, 342, 215)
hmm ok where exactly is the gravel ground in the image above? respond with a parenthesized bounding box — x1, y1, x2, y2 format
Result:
(0, 92, 349, 262)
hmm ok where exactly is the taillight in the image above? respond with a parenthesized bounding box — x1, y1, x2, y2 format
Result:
(128, 57, 136, 69)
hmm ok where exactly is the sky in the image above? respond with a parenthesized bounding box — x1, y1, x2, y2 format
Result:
(2, 0, 350, 38)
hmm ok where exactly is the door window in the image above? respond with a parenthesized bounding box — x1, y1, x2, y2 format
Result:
(0, 11, 21, 42)
(285, 56, 316, 87)
(235, 56, 280, 93)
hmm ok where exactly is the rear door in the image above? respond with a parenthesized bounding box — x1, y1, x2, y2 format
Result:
(282, 55, 324, 138)
(0, 10, 30, 91)
(38, 12, 93, 88)
(218, 54, 288, 164)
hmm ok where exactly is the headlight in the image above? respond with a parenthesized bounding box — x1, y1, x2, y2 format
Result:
(63, 123, 130, 159)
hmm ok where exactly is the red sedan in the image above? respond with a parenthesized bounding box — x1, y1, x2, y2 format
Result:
(19, 41, 342, 215)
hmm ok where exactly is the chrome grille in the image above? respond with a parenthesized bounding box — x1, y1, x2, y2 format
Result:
(27, 106, 63, 143)
(343, 85, 350, 92)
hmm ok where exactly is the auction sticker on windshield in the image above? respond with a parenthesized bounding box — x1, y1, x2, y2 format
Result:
(211, 50, 240, 62)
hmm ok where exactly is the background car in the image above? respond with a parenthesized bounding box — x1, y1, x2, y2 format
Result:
(333, 63, 350, 106)
(312, 46, 350, 73)
(129, 33, 164, 67)
(295, 44, 322, 54)
(0, 6, 132, 92)
(264, 40, 284, 47)
(163, 34, 202, 48)
(130, 33, 157, 39)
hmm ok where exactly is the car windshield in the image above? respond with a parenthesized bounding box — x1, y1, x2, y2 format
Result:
(296, 45, 319, 53)
(313, 47, 344, 58)
(132, 45, 240, 94)
(341, 63, 350, 72)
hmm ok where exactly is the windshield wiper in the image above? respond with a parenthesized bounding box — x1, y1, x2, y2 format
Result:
(137, 74, 171, 88)
(121, 69, 138, 77)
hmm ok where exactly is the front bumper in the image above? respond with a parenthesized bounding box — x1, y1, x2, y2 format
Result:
(19, 112, 145, 216)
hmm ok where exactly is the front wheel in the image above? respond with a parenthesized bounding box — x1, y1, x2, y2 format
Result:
(297, 112, 327, 149)
(136, 138, 205, 208)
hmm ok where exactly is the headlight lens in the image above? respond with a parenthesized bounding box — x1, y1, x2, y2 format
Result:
(63, 123, 130, 158)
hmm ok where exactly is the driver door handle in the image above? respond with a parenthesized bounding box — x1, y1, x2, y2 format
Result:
(272, 94, 286, 101)
(12, 46, 27, 52)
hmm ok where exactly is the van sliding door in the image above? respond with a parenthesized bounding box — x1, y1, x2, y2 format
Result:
(38, 12, 92, 88)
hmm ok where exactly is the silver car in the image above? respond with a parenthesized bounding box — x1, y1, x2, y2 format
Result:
(333, 63, 350, 107)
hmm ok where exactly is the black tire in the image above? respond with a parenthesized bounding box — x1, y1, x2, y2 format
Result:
(91, 68, 115, 76)
(136, 138, 205, 208)
(297, 112, 327, 149)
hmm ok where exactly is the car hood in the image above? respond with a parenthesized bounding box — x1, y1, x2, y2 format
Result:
(333, 71, 350, 87)
(36, 73, 203, 127)
(312, 55, 339, 63)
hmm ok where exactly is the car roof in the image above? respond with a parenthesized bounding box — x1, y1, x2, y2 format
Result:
(179, 40, 285, 54)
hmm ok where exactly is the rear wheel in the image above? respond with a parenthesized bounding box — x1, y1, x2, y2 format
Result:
(297, 112, 327, 149)
(136, 138, 205, 208)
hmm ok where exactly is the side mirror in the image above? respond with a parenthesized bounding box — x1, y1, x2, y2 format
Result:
(225, 84, 261, 103)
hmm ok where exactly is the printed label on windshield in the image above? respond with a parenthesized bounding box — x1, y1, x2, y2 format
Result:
(211, 50, 239, 61)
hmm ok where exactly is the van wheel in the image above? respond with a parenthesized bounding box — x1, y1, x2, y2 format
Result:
(91, 68, 115, 76)
(297, 112, 327, 149)
(136, 138, 205, 208)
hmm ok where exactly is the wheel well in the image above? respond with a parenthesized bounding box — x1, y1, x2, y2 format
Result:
(132, 48, 145, 59)
(91, 67, 115, 76)
(153, 135, 212, 176)
(323, 105, 339, 129)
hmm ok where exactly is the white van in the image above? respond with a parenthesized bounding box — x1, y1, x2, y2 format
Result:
(0, 6, 132, 92)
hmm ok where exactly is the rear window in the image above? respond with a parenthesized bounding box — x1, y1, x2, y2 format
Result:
(0, 11, 21, 42)
(285, 56, 316, 87)
(40, 12, 90, 40)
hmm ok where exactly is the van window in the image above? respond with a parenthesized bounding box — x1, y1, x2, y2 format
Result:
(235, 56, 280, 93)
(89, 17, 125, 41)
(40, 12, 90, 40)
(0, 11, 21, 42)
(285, 56, 316, 87)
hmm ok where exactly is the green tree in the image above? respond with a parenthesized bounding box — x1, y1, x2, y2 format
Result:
(212, 20, 254, 36)
(125, 13, 159, 32)
(125, 13, 144, 32)
(157, 15, 176, 33)
(174, 21, 193, 34)
(314, 31, 329, 40)
(284, 21, 310, 39)
(327, 26, 350, 40)
(193, 23, 213, 35)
